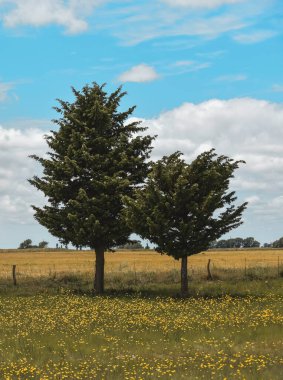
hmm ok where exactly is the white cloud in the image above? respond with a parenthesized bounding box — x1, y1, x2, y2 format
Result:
(248, 195, 283, 222)
(162, 0, 244, 9)
(100, 1, 272, 46)
(244, 195, 260, 205)
(233, 30, 277, 44)
(0, 82, 14, 102)
(0, 125, 47, 224)
(272, 84, 283, 93)
(118, 64, 159, 83)
(137, 98, 283, 193)
(0, 99, 283, 242)
(163, 60, 211, 76)
(0, 0, 105, 34)
(174, 60, 195, 67)
(115, 11, 246, 45)
(0, 0, 276, 48)
(216, 74, 247, 82)
(134, 97, 283, 240)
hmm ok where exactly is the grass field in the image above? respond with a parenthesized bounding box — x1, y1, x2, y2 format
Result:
(0, 248, 282, 282)
(0, 249, 282, 379)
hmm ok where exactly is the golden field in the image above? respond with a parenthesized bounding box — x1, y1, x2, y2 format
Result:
(0, 248, 282, 279)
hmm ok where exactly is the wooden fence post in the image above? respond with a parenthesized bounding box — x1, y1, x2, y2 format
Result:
(12, 265, 17, 286)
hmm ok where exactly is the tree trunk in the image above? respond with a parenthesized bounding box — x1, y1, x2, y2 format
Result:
(94, 247, 105, 294)
(180, 256, 188, 297)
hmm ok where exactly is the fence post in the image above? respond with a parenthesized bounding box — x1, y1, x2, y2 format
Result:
(207, 259, 213, 280)
(245, 258, 247, 277)
(12, 265, 17, 286)
(278, 256, 280, 277)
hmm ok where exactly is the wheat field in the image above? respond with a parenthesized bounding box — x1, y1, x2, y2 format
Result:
(0, 248, 282, 280)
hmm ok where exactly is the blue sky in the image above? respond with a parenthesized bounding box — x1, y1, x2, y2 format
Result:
(0, 0, 283, 248)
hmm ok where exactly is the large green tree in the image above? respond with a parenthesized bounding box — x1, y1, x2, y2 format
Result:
(29, 83, 154, 294)
(124, 150, 248, 296)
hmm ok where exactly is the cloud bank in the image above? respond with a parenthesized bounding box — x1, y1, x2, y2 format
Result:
(138, 98, 283, 237)
(0, 126, 47, 224)
(0, 98, 282, 242)
(0, 0, 104, 34)
(142, 98, 283, 191)
(0, 0, 278, 46)
(233, 30, 277, 44)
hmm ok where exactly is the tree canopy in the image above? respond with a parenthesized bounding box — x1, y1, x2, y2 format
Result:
(29, 82, 154, 293)
(124, 149, 247, 296)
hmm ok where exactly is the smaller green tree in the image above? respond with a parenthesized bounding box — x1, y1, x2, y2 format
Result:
(38, 241, 49, 249)
(124, 149, 248, 296)
(18, 239, 33, 249)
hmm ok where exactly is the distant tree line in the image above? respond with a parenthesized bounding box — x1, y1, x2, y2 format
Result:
(117, 241, 150, 250)
(211, 236, 283, 248)
(211, 237, 260, 249)
(18, 239, 48, 249)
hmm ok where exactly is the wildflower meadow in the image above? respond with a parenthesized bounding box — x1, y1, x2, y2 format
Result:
(0, 249, 282, 379)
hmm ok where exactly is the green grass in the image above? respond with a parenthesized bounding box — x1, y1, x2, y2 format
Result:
(1, 267, 282, 297)
(0, 272, 282, 379)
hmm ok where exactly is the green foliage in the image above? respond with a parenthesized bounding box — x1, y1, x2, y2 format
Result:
(29, 83, 154, 251)
(18, 240, 49, 249)
(242, 236, 260, 248)
(118, 241, 144, 249)
(272, 237, 283, 248)
(38, 241, 49, 249)
(18, 239, 33, 249)
(125, 149, 248, 260)
(212, 237, 260, 248)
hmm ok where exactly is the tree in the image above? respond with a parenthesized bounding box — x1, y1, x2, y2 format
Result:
(124, 150, 247, 297)
(233, 237, 244, 248)
(18, 239, 33, 249)
(213, 239, 227, 248)
(29, 83, 154, 294)
(243, 237, 260, 248)
(38, 240, 49, 249)
(272, 237, 283, 248)
(118, 241, 144, 249)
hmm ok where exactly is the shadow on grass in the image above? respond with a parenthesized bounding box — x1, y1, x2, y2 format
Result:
(1, 270, 282, 300)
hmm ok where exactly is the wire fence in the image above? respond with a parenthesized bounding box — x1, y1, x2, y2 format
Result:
(1, 254, 282, 286)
